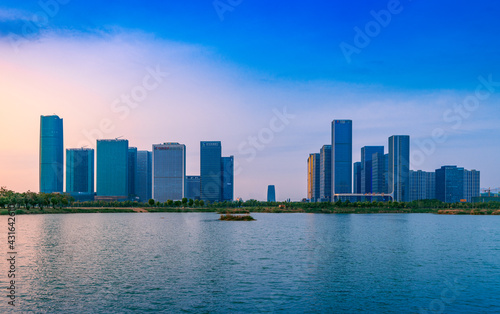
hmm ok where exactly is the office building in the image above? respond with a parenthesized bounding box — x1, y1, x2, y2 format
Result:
(331, 120, 352, 195)
(221, 156, 234, 202)
(185, 176, 201, 200)
(360, 146, 384, 194)
(319, 145, 332, 202)
(153, 143, 186, 202)
(96, 139, 129, 200)
(66, 148, 94, 198)
(464, 169, 480, 202)
(372, 153, 388, 194)
(435, 166, 465, 203)
(409, 170, 436, 201)
(136, 150, 152, 202)
(200, 141, 222, 203)
(353, 162, 362, 194)
(308, 153, 320, 202)
(39, 115, 64, 193)
(388, 135, 410, 202)
(128, 147, 137, 198)
(267, 185, 276, 202)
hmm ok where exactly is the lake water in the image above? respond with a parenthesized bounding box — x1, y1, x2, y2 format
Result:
(0, 213, 499, 313)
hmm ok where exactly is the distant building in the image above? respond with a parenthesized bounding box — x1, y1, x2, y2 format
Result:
(128, 147, 137, 198)
(353, 162, 362, 194)
(388, 135, 410, 202)
(153, 143, 186, 202)
(436, 166, 464, 203)
(464, 169, 480, 202)
(136, 150, 152, 202)
(267, 185, 276, 202)
(185, 176, 201, 200)
(66, 148, 94, 200)
(372, 152, 388, 194)
(200, 141, 222, 203)
(319, 145, 332, 202)
(39, 115, 64, 193)
(409, 170, 436, 201)
(96, 139, 129, 200)
(331, 120, 352, 195)
(361, 146, 384, 194)
(307, 153, 320, 202)
(221, 156, 234, 202)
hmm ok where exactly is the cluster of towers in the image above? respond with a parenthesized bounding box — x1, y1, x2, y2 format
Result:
(39, 115, 234, 203)
(308, 120, 480, 203)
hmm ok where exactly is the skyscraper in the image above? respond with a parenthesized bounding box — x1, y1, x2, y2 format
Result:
(267, 185, 276, 202)
(388, 135, 410, 202)
(185, 176, 201, 200)
(307, 153, 320, 202)
(128, 147, 137, 198)
(360, 146, 384, 194)
(319, 145, 332, 202)
(39, 115, 64, 193)
(200, 141, 222, 203)
(221, 156, 234, 202)
(409, 170, 436, 201)
(96, 139, 129, 200)
(435, 166, 464, 203)
(372, 152, 388, 194)
(331, 120, 352, 195)
(464, 169, 480, 202)
(153, 143, 186, 202)
(66, 148, 94, 200)
(353, 162, 362, 194)
(136, 150, 152, 202)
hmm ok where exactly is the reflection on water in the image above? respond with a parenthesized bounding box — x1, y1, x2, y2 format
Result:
(0, 213, 499, 313)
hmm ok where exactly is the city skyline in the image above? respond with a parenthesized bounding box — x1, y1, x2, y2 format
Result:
(1, 1, 500, 200)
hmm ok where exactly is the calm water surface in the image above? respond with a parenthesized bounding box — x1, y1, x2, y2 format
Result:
(0, 213, 499, 313)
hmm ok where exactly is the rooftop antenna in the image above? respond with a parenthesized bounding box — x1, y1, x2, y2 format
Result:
(116, 136, 123, 140)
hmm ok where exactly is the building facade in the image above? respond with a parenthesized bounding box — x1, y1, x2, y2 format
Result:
(307, 153, 320, 202)
(96, 139, 129, 199)
(153, 143, 186, 202)
(39, 115, 64, 193)
(267, 185, 276, 202)
(464, 169, 480, 202)
(372, 152, 388, 194)
(185, 176, 201, 200)
(128, 147, 137, 199)
(360, 146, 384, 194)
(388, 135, 410, 202)
(66, 148, 94, 200)
(200, 141, 222, 203)
(353, 162, 362, 194)
(136, 150, 152, 202)
(436, 166, 465, 203)
(221, 156, 234, 202)
(331, 120, 352, 195)
(409, 170, 436, 201)
(319, 145, 332, 202)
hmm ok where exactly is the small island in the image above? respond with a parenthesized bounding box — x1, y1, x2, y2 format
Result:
(219, 213, 255, 221)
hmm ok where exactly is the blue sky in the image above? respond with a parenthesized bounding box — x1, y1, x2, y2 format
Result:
(1, 0, 500, 199)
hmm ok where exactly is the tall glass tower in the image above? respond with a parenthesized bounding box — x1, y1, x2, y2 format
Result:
(221, 156, 234, 202)
(267, 185, 276, 202)
(96, 139, 129, 199)
(66, 148, 94, 196)
(200, 141, 222, 203)
(153, 143, 186, 202)
(361, 146, 384, 194)
(388, 135, 410, 202)
(331, 120, 352, 195)
(319, 145, 332, 202)
(136, 151, 152, 202)
(39, 115, 64, 193)
(128, 147, 138, 198)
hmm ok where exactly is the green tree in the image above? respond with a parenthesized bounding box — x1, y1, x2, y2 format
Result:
(182, 198, 188, 207)
(167, 200, 174, 206)
(148, 199, 155, 206)
(188, 199, 194, 207)
(194, 199, 200, 207)
(200, 200, 205, 207)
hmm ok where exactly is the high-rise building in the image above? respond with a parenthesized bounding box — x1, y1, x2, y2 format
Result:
(464, 169, 480, 202)
(221, 156, 234, 202)
(39, 115, 64, 193)
(388, 135, 410, 202)
(307, 153, 320, 202)
(153, 143, 186, 202)
(353, 162, 362, 194)
(267, 185, 276, 202)
(200, 141, 222, 203)
(128, 147, 137, 198)
(136, 150, 152, 202)
(331, 120, 352, 195)
(372, 152, 388, 194)
(319, 145, 332, 202)
(360, 146, 384, 194)
(185, 176, 201, 200)
(96, 139, 129, 200)
(435, 166, 464, 203)
(409, 170, 436, 201)
(66, 148, 94, 201)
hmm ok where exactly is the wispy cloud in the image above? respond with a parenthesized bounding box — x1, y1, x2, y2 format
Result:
(0, 8, 32, 22)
